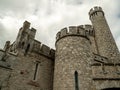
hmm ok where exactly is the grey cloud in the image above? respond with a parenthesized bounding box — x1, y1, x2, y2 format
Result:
(0, 0, 27, 11)
(0, 0, 120, 51)
(33, 8, 39, 15)
(64, 0, 82, 5)
(0, 22, 8, 48)
(117, 13, 120, 18)
(0, 22, 5, 36)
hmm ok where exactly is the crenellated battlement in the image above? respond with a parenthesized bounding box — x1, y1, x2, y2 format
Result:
(56, 24, 94, 42)
(32, 40, 55, 59)
(89, 6, 104, 18)
(80, 24, 94, 36)
(30, 28, 36, 33)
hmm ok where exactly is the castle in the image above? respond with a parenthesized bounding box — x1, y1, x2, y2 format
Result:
(0, 6, 120, 90)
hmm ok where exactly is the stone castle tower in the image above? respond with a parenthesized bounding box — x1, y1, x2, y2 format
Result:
(0, 6, 120, 90)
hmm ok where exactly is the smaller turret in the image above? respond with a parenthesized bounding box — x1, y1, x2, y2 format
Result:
(89, 6, 104, 20)
(89, 6, 120, 62)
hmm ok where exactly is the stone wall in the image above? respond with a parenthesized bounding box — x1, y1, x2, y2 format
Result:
(32, 40, 55, 59)
(92, 63, 120, 89)
(0, 6, 120, 90)
(54, 26, 94, 90)
(0, 49, 16, 90)
(89, 6, 120, 63)
(0, 45, 54, 90)
(8, 51, 54, 90)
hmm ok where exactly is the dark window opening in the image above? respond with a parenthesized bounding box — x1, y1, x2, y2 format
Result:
(74, 71, 79, 90)
(33, 62, 39, 80)
(24, 44, 30, 55)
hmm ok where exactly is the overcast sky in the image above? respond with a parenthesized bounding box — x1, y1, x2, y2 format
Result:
(0, 0, 120, 51)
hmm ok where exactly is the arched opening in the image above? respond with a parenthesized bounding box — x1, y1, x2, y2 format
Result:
(25, 44, 30, 55)
(74, 71, 79, 90)
(102, 88, 120, 90)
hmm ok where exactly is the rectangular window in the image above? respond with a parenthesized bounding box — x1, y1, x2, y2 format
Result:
(75, 71, 79, 90)
(33, 62, 39, 80)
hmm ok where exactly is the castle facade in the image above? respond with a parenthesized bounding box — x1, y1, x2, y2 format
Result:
(0, 6, 120, 90)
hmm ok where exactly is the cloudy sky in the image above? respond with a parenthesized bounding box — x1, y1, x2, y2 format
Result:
(0, 0, 120, 51)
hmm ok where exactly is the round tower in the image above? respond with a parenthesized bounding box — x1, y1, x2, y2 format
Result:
(53, 26, 93, 90)
(89, 6, 120, 63)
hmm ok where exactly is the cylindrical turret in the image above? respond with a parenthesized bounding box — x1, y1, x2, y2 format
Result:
(53, 26, 93, 90)
(89, 6, 120, 63)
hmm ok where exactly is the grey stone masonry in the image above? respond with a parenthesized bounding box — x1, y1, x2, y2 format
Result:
(56, 25, 92, 42)
(54, 26, 94, 90)
(0, 6, 120, 90)
(89, 6, 120, 63)
(32, 40, 55, 59)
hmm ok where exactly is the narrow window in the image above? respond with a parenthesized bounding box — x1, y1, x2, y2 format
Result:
(24, 44, 30, 56)
(25, 44, 30, 53)
(74, 71, 79, 90)
(33, 62, 39, 80)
